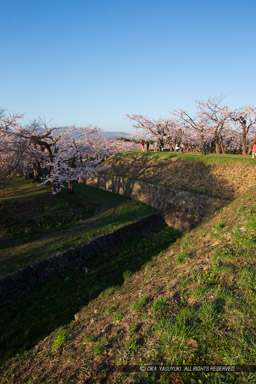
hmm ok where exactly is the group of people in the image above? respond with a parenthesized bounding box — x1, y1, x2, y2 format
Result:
(141, 141, 184, 152)
(174, 143, 183, 153)
(140, 141, 150, 152)
(153, 142, 164, 152)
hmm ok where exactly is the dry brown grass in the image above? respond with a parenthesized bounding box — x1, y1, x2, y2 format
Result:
(103, 154, 256, 200)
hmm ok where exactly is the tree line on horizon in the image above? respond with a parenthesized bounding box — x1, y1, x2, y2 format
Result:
(1, 97, 256, 194)
(126, 97, 256, 154)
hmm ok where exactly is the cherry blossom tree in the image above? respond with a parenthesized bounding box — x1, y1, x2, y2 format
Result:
(39, 126, 141, 194)
(229, 106, 256, 154)
(18, 121, 62, 181)
(0, 113, 27, 187)
(172, 107, 207, 150)
(126, 114, 161, 148)
(0, 111, 140, 193)
(126, 114, 184, 151)
(196, 98, 234, 154)
(172, 98, 240, 154)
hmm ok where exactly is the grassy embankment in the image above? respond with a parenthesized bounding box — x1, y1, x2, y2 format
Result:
(119, 150, 254, 162)
(0, 178, 181, 366)
(1, 184, 255, 384)
(102, 151, 256, 200)
(0, 156, 255, 383)
(0, 177, 156, 275)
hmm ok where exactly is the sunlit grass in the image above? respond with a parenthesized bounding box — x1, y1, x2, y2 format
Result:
(117, 150, 255, 164)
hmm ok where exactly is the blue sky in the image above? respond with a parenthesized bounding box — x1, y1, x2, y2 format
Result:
(1, 0, 256, 132)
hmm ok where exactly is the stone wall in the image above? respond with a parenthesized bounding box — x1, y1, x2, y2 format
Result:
(86, 175, 224, 232)
(0, 212, 164, 307)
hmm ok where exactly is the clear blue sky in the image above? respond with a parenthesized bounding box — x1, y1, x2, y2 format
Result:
(1, 0, 256, 132)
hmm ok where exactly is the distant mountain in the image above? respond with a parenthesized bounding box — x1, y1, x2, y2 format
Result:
(99, 131, 131, 139)
(54, 128, 132, 140)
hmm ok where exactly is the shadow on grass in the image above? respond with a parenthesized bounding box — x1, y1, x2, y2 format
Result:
(0, 201, 155, 276)
(0, 184, 155, 274)
(0, 178, 50, 201)
(106, 152, 244, 200)
(0, 222, 182, 366)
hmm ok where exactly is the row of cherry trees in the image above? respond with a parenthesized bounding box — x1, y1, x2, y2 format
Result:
(127, 98, 256, 154)
(0, 111, 139, 193)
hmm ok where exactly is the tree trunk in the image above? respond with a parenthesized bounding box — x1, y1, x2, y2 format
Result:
(68, 180, 74, 194)
(199, 136, 204, 150)
(242, 122, 247, 155)
(33, 169, 40, 182)
(33, 160, 41, 182)
(220, 142, 225, 154)
(215, 143, 221, 154)
(214, 134, 221, 154)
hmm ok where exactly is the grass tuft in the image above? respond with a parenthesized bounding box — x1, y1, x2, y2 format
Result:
(51, 327, 67, 352)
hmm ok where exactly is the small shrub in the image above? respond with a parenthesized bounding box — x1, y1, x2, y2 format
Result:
(114, 312, 126, 321)
(212, 219, 225, 231)
(176, 307, 196, 323)
(52, 327, 67, 352)
(212, 247, 236, 263)
(178, 275, 192, 288)
(103, 286, 115, 297)
(122, 270, 133, 280)
(152, 296, 169, 317)
(125, 336, 138, 355)
(199, 267, 219, 285)
(180, 239, 193, 251)
(175, 252, 189, 264)
(128, 322, 140, 334)
(132, 296, 147, 312)
(85, 334, 97, 343)
(193, 284, 211, 300)
(239, 269, 256, 290)
(93, 337, 107, 356)
(104, 306, 112, 315)
(198, 301, 221, 327)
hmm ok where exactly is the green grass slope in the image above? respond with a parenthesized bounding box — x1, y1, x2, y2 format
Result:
(119, 150, 254, 163)
(0, 222, 181, 366)
(0, 178, 156, 275)
(1, 186, 255, 384)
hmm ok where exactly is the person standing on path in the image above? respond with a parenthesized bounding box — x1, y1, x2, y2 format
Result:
(141, 141, 145, 152)
(252, 143, 256, 158)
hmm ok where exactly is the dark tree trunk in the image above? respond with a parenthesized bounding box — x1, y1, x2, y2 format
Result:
(68, 181, 74, 194)
(33, 169, 40, 182)
(242, 122, 248, 155)
(214, 134, 221, 154)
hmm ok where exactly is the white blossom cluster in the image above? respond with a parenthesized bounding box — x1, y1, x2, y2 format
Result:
(0, 114, 139, 193)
